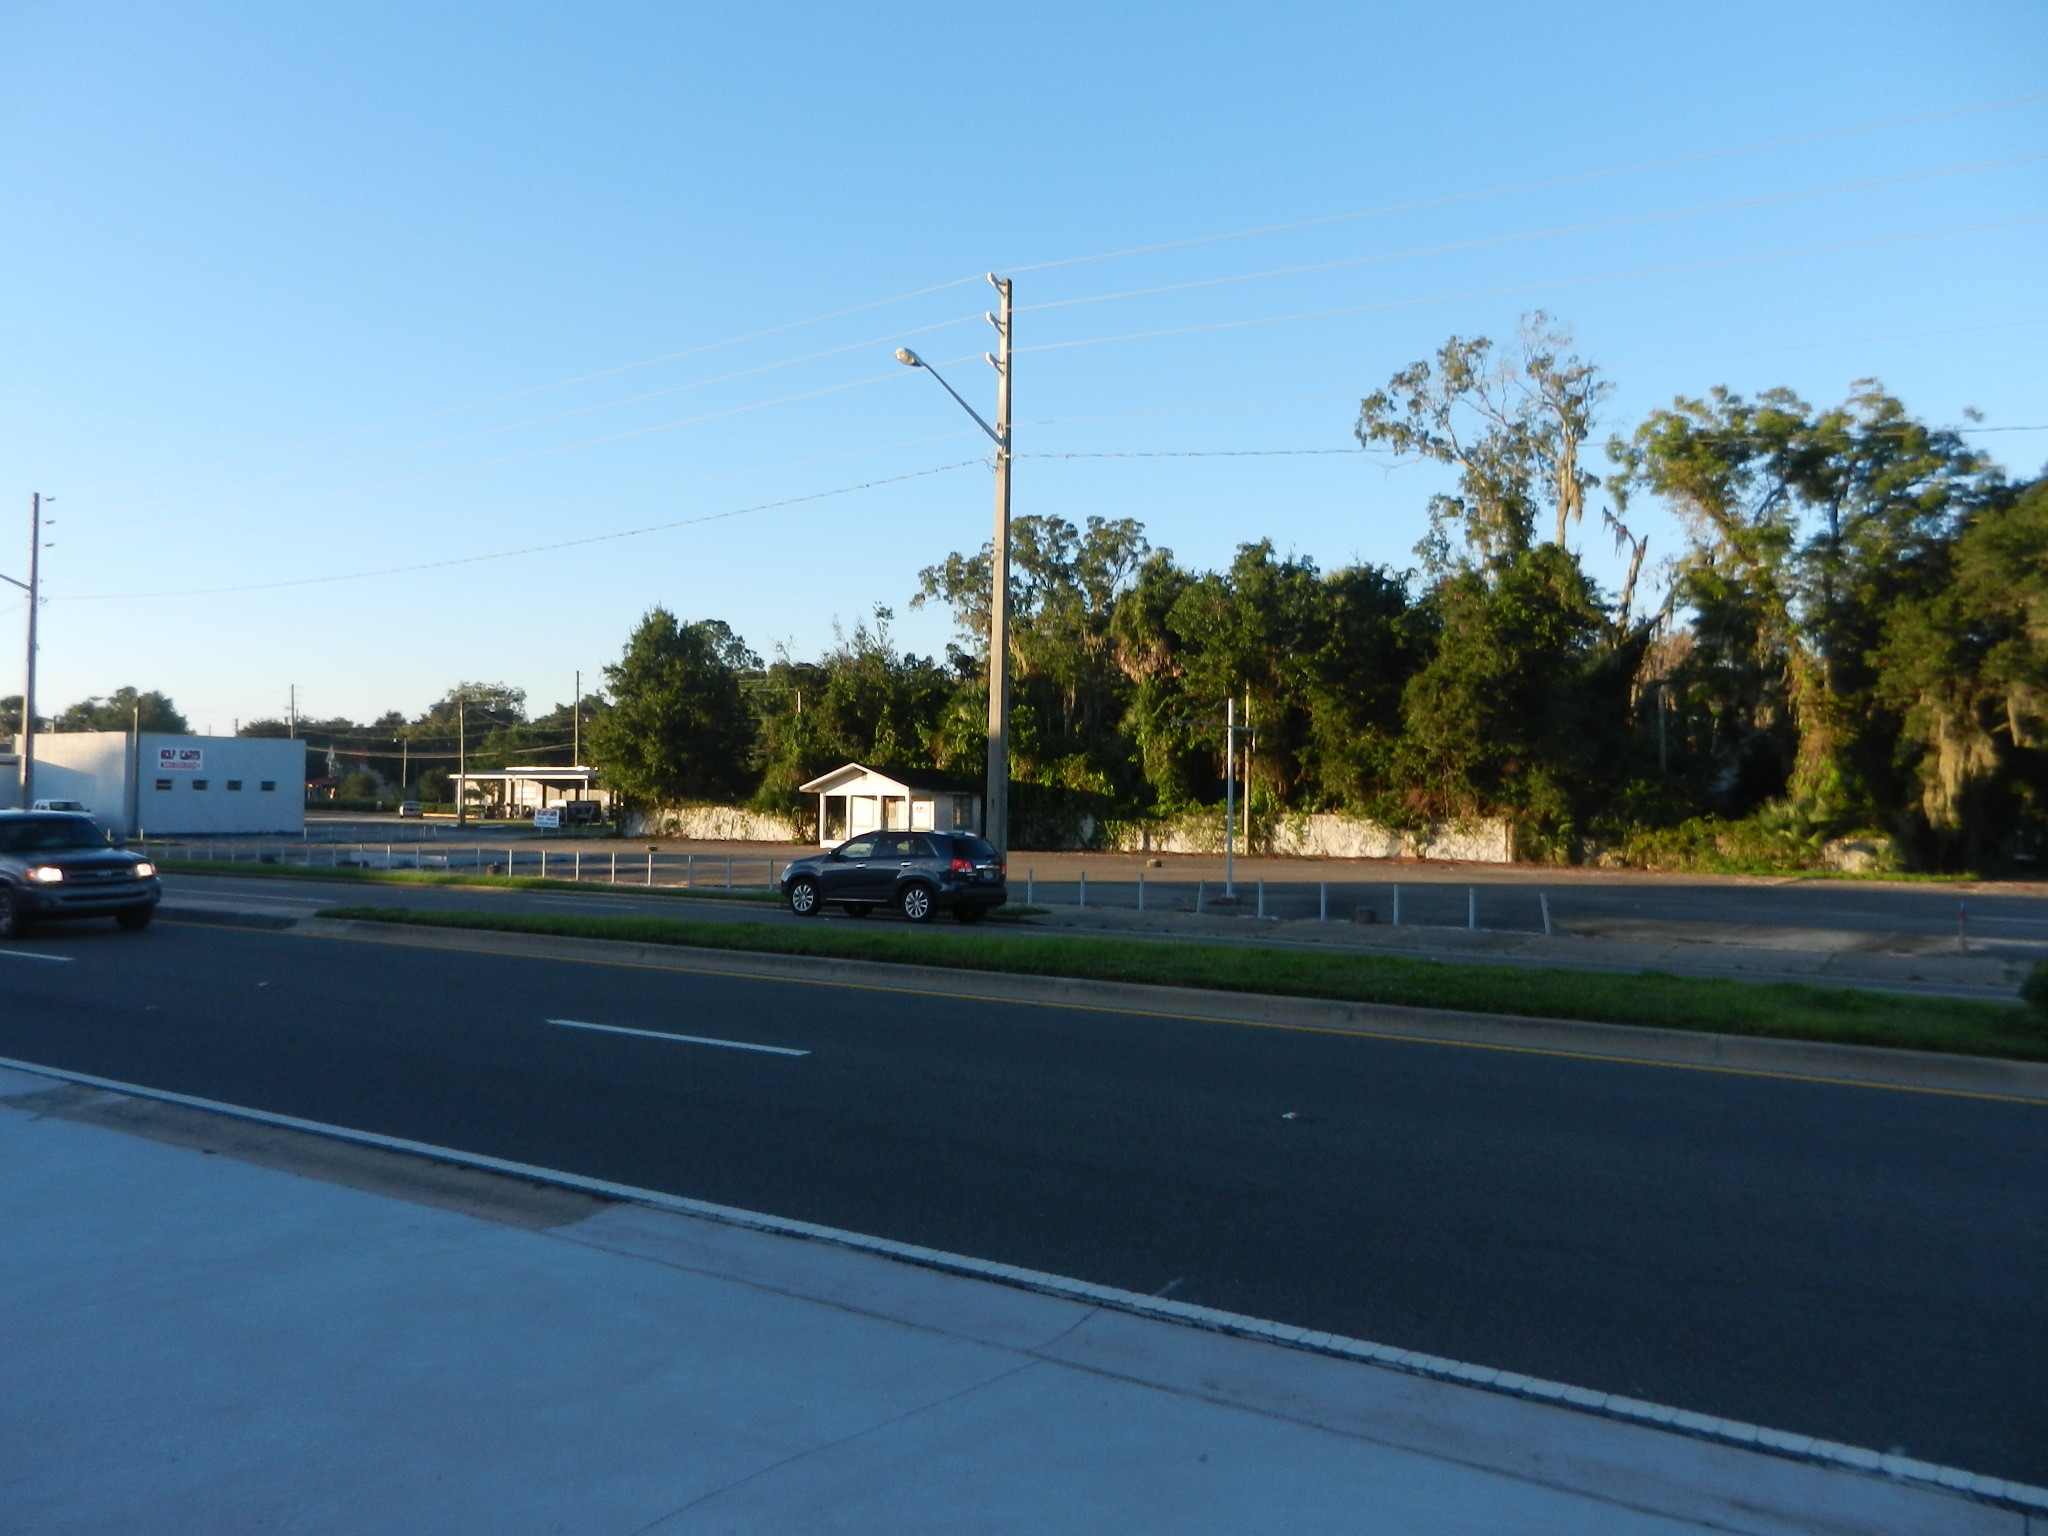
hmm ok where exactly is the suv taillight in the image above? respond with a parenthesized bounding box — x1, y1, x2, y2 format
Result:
(950, 857, 974, 873)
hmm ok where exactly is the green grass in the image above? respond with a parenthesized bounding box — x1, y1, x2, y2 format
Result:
(157, 859, 783, 903)
(314, 903, 2045, 1062)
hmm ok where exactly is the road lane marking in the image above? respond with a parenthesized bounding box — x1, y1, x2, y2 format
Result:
(0, 1048, 2037, 1517)
(285, 927, 2044, 1104)
(0, 949, 74, 963)
(545, 1018, 808, 1056)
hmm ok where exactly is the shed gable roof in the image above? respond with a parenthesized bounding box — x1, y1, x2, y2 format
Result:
(797, 762, 981, 796)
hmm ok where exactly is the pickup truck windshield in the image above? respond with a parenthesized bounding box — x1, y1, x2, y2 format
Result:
(0, 816, 107, 852)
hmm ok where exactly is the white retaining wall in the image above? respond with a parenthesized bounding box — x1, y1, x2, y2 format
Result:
(626, 804, 803, 842)
(1108, 811, 1513, 863)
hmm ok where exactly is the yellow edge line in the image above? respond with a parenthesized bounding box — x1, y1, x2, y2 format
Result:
(262, 920, 2048, 1107)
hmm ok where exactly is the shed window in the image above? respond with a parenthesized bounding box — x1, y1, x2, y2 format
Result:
(259, 781, 276, 792)
(226, 780, 243, 791)
(154, 779, 173, 792)
(191, 779, 208, 791)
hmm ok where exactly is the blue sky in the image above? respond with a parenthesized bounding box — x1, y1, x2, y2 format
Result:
(1, 1, 2043, 731)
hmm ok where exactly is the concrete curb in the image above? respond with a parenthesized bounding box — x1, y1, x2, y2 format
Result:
(292, 917, 2048, 1103)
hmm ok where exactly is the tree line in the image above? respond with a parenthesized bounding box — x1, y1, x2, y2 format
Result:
(589, 317, 2046, 872)
(16, 317, 2041, 871)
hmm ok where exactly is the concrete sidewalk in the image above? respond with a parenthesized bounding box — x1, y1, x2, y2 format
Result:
(0, 1065, 2029, 1534)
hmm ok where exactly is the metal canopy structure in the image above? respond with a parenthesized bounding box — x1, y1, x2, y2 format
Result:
(451, 766, 601, 816)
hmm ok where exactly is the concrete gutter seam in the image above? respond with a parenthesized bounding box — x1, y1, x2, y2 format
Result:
(0, 1050, 2039, 1520)
(294, 917, 2048, 1103)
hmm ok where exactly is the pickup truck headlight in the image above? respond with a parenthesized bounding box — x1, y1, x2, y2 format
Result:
(132, 862, 156, 879)
(27, 865, 63, 883)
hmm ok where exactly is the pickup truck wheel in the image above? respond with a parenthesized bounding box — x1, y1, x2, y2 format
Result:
(898, 884, 936, 924)
(0, 887, 30, 940)
(116, 906, 154, 932)
(786, 877, 822, 916)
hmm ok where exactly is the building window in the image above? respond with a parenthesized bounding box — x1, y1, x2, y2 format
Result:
(226, 780, 243, 791)
(260, 781, 276, 792)
(191, 780, 208, 791)
(155, 779, 173, 792)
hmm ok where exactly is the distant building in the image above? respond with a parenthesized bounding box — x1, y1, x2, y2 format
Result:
(797, 763, 983, 846)
(13, 732, 305, 835)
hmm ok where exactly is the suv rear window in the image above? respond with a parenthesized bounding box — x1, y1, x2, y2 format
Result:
(951, 836, 999, 862)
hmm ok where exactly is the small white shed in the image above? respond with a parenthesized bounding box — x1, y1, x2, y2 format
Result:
(797, 764, 983, 847)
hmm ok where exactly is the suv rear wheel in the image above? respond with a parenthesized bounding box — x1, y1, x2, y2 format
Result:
(898, 884, 936, 924)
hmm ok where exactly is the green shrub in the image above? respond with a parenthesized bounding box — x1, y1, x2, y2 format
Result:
(2023, 959, 2048, 1023)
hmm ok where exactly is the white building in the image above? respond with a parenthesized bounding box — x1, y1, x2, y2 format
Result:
(797, 763, 983, 847)
(15, 732, 305, 836)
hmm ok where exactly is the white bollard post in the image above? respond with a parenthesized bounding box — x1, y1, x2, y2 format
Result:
(1078, 869, 1086, 908)
(1026, 870, 1034, 905)
(725, 855, 732, 890)
(686, 853, 694, 888)
(1196, 880, 1205, 914)
(1540, 892, 1553, 935)
(574, 850, 582, 883)
(1319, 881, 1327, 922)
(646, 851, 654, 886)
(1138, 871, 1146, 911)
(1257, 878, 1265, 919)
(610, 851, 618, 884)
(1468, 887, 1477, 931)
(1392, 884, 1401, 926)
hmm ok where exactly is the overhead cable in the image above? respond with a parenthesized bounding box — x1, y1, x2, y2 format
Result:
(1018, 215, 2048, 355)
(1016, 155, 2048, 317)
(63, 460, 988, 601)
(1004, 93, 2048, 276)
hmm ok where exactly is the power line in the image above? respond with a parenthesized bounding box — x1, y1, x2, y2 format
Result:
(128, 366, 929, 532)
(1015, 155, 2048, 318)
(63, 459, 988, 601)
(98, 311, 988, 521)
(1003, 93, 2048, 276)
(1018, 215, 2048, 356)
(1024, 448, 1360, 459)
(79, 276, 990, 499)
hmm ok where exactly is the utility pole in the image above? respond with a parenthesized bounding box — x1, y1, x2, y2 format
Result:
(986, 275, 1013, 859)
(573, 669, 581, 765)
(1223, 694, 1236, 897)
(288, 684, 297, 739)
(17, 494, 43, 809)
(892, 273, 1014, 858)
(456, 692, 468, 827)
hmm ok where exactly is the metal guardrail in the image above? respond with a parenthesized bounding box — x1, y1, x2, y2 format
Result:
(143, 837, 787, 892)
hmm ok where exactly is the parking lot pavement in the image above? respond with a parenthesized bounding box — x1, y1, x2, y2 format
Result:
(0, 1063, 2025, 1535)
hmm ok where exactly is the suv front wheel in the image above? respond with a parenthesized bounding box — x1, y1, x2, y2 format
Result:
(0, 886, 29, 941)
(786, 877, 822, 917)
(898, 884, 936, 924)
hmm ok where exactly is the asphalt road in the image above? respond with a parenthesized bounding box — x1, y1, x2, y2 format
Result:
(3, 916, 2042, 1485)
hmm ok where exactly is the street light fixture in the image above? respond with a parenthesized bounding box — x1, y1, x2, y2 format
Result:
(894, 275, 1013, 857)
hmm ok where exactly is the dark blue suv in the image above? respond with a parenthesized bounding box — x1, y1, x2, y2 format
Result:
(782, 831, 1007, 923)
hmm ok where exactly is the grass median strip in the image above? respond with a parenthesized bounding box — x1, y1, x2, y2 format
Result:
(315, 903, 2047, 1062)
(155, 859, 783, 903)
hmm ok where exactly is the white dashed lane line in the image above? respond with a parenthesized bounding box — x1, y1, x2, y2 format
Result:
(544, 1018, 809, 1057)
(0, 949, 75, 963)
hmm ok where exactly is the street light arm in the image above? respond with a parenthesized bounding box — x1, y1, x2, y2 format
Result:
(896, 351, 1002, 445)
(0, 572, 26, 592)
